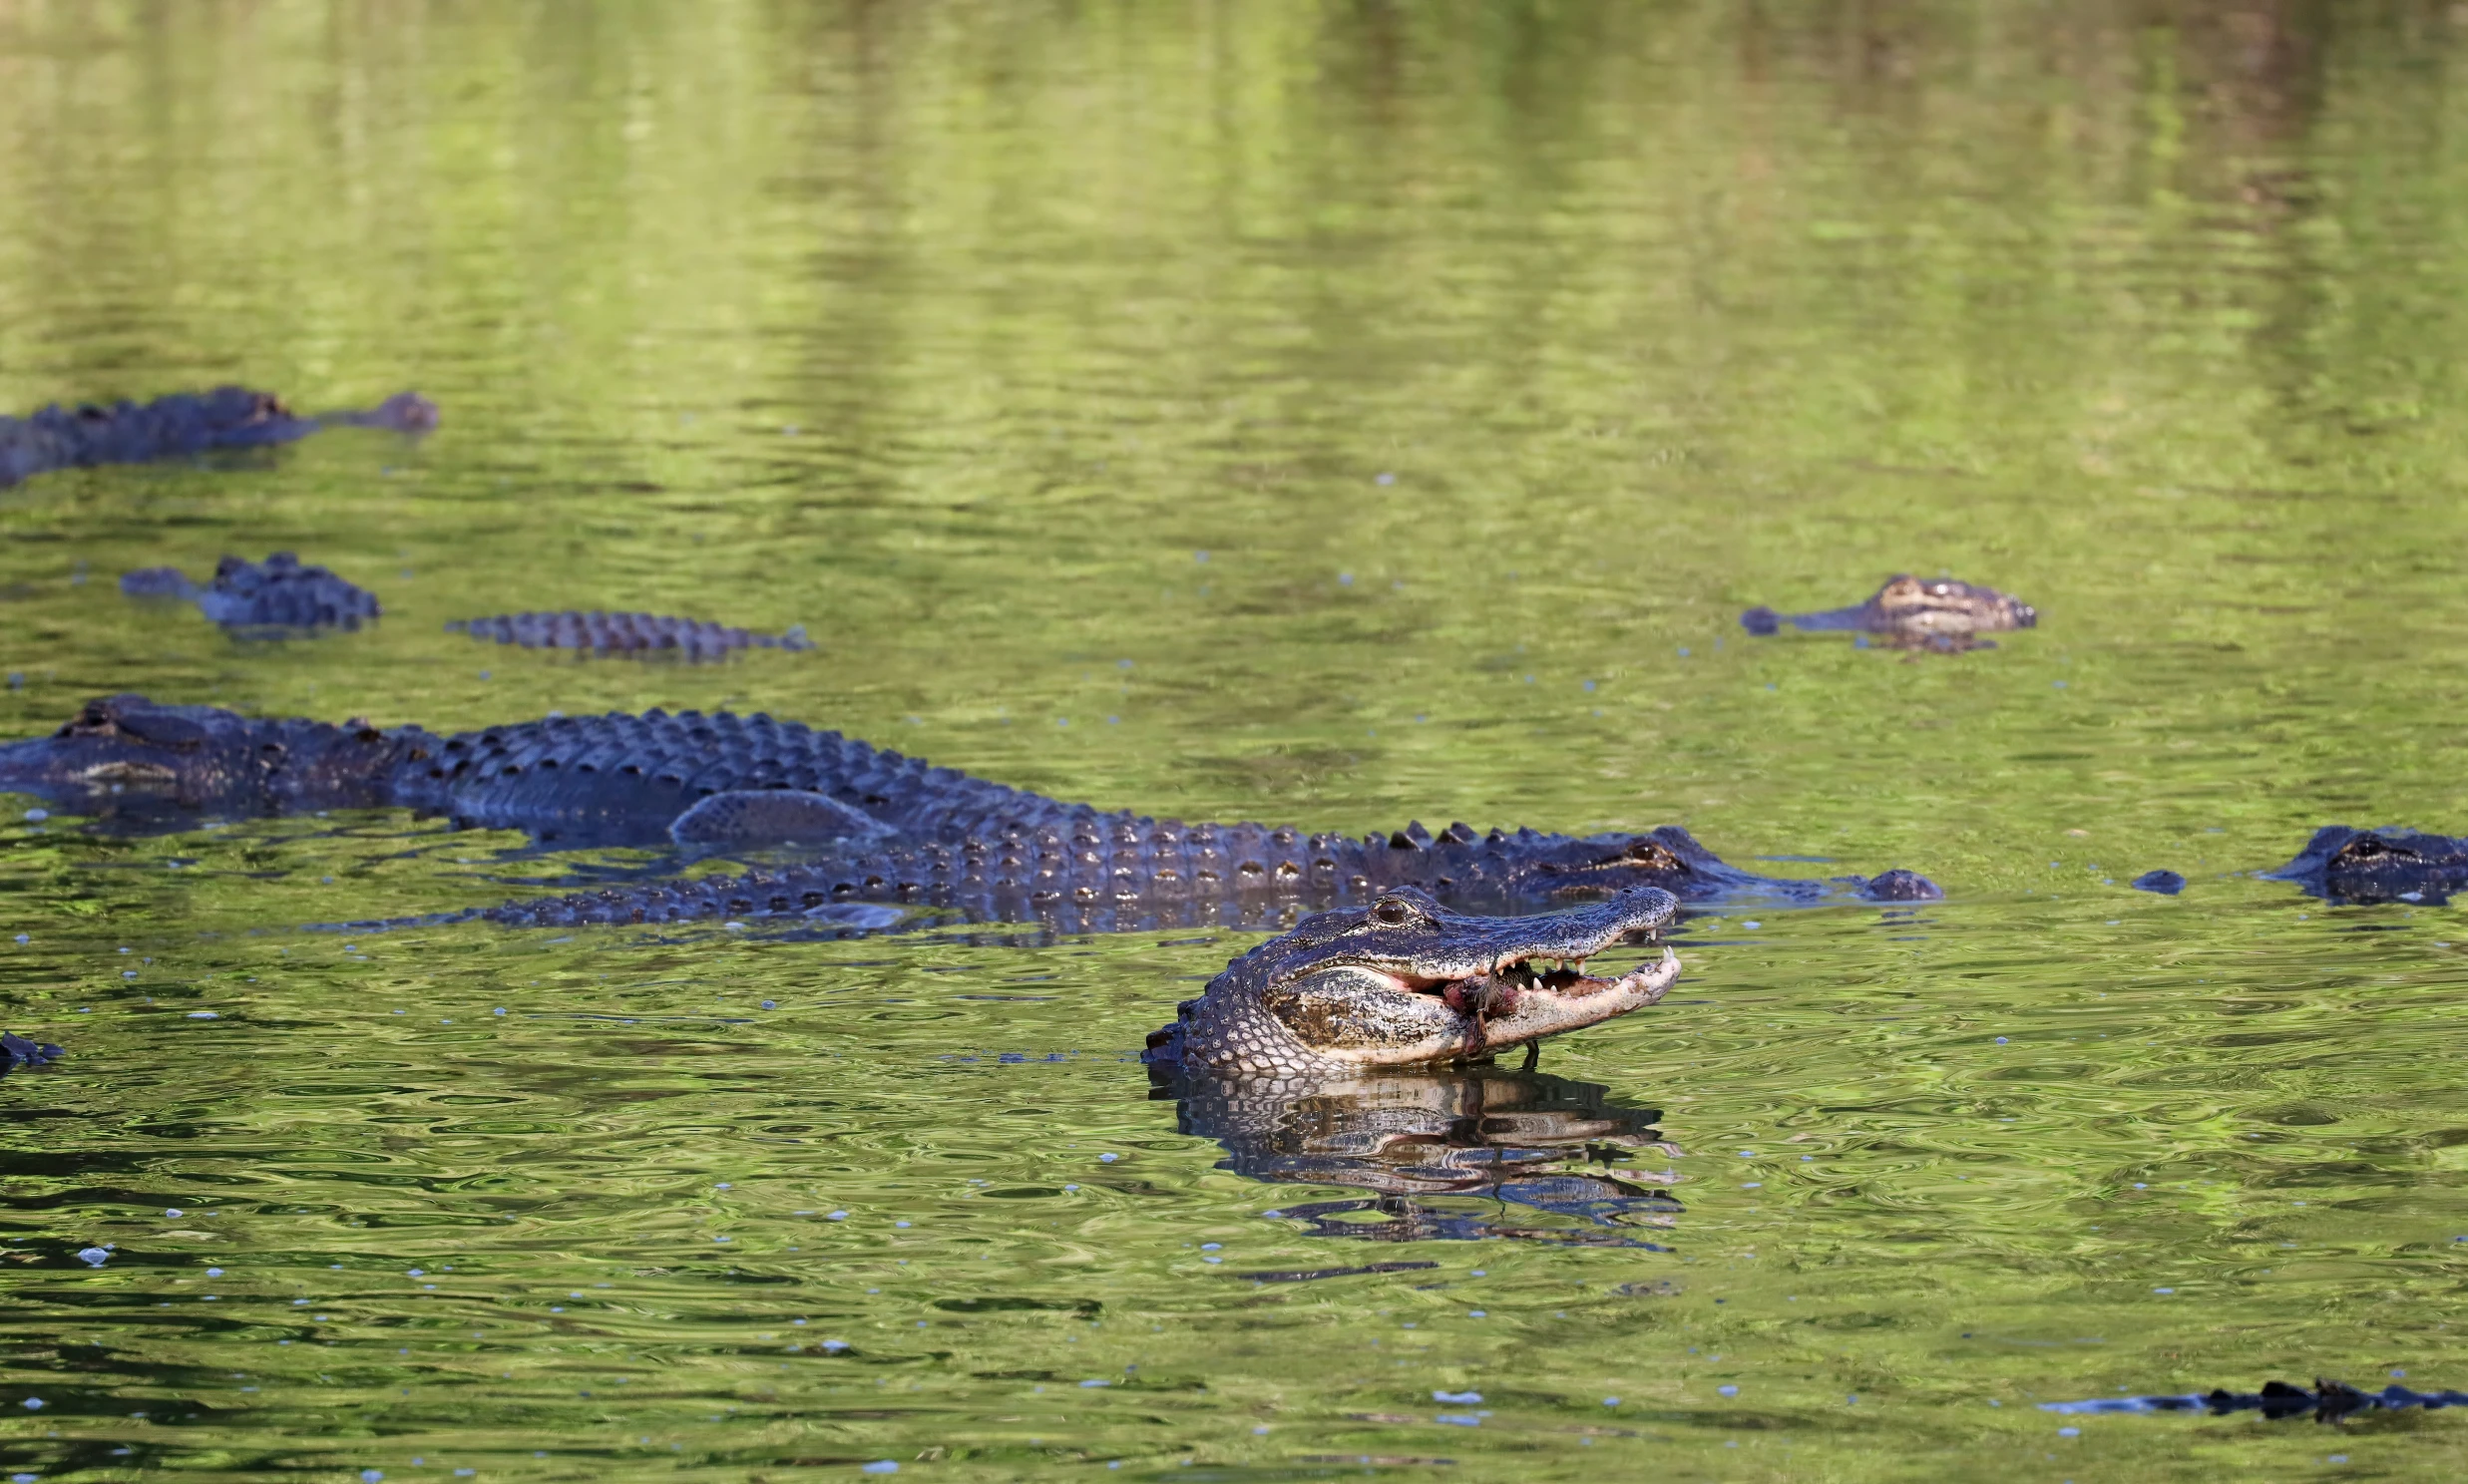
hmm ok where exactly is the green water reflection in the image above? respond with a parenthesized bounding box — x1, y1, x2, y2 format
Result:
(7, 1, 2468, 1477)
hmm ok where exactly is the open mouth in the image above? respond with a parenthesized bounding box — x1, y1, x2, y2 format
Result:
(1368, 940, 1681, 1022)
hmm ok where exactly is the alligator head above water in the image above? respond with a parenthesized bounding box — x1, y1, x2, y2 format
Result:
(0, 386, 437, 488)
(1741, 574, 2037, 650)
(1143, 886, 1679, 1075)
(0, 693, 425, 815)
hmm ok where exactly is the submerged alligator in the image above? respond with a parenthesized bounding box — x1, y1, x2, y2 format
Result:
(1, 1031, 64, 1077)
(0, 694, 1940, 930)
(2043, 1377, 2468, 1424)
(1142, 887, 1679, 1074)
(447, 611, 813, 659)
(1741, 574, 2037, 650)
(0, 386, 438, 488)
(120, 553, 381, 632)
(1157, 1056, 1683, 1248)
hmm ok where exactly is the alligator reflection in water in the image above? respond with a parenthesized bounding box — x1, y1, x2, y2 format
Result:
(1154, 1063, 1684, 1248)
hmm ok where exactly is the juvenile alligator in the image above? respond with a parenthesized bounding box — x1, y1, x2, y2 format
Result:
(120, 553, 381, 632)
(1741, 574, 2037, 650)
(0, 694, 1939, 928)
(1142, 887, 1679, 1074)
(447, 611, 812, 659)
(0, 386, 438, 488)
(2267, 826, 2468, 906)
(1158, 1056, 1682, 1247)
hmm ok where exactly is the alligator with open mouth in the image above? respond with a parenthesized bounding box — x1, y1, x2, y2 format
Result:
(0, 386, 438, 488)
(1141, 887, 1679, 1074)
(1741, 574, 2037, 650)
(0, 694, 1940, 929)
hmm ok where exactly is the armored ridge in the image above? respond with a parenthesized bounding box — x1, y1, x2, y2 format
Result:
(476, 819, 1893, 933)
(2042, 1377, 2468, 1424)
(447, 611, 812, 659)
(120, 553, 381, 632)
(0, 386, 438, 488)
(381, 705, 1072, 846)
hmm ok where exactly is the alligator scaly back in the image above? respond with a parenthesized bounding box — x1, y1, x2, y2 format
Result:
(446, 611, 812, 659)
(0, 696, 1944, 923)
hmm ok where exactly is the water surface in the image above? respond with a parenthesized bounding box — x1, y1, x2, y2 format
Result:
(5, 3, 2468, 1478)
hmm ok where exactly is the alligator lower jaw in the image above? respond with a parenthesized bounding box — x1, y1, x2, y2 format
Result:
(78, 760, 181, 786)
(1471, 947, 1681, 1041)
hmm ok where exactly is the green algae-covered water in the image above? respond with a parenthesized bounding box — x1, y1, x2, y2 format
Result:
(7, 3, 2468, 1478)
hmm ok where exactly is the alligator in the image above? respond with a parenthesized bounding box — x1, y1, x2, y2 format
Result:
(1141, 887, 1678, 1074)
(1156, 1056, 1683, 1248)
(446, 611, 812, 659)
(1740, 574, 2037, 650)
(2266, 826, 2468, 906)
(0, 386, 438, 488)
(2042, 1377, 2468, 1424)
(120, 553, 381, 632)
(0, 693, 1939, 928)
(1, 1031, 64, 1077)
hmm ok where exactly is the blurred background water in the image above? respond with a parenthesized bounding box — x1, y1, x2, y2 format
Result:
(5, 1, 2468, 1478)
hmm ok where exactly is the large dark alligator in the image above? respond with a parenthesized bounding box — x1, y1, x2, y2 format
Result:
(0, 386, 438, 488)
(2043, 1377, 2468, 1423)
(0, 694, 1939, 929)
(1142, 887, 1678, 1074)
(447, 611, 812, 659)
(1157, 1055, 1683, 1248)
(2267, 826, 2468, 906)
(120, 553, 381, 632)
(1741, 574, 2037, 650)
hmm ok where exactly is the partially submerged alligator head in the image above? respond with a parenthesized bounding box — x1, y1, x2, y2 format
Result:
(0, 386, 437, 488)
(1143, 887, 1679, 1074)
(0, 693, 415, 814)
(1741, 574, 2037, 650)
(2266, 825, 2468, 906)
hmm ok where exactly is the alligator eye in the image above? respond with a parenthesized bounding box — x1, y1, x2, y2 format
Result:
(1368, 896, 1425, 928)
